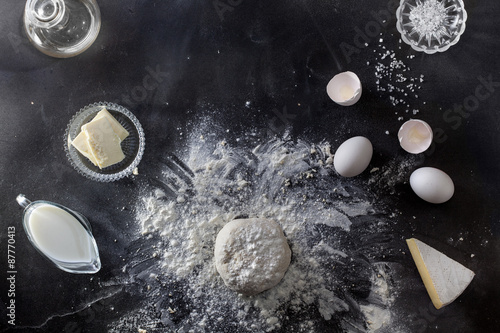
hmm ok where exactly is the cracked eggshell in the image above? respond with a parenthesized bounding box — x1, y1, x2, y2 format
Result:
(333, 136, 373, 177)
(326, 71, 362, 106)
(410, 167, 454, 204)
(398, 119, 433, 154)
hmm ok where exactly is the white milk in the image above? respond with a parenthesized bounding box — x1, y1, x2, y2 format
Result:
(28, 204, 92, 263)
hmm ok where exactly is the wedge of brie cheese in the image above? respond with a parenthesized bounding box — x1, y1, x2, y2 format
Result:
(406, 238, 475, 309)
(71, 108, 129, 169)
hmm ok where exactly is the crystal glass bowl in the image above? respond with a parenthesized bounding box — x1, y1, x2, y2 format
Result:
(64, 102, 145, 182)
(396, 0, 467, 54)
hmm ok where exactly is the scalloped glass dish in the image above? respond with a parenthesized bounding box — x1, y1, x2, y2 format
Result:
(396, 0, 467, 54)
(64, 102, 145, 182)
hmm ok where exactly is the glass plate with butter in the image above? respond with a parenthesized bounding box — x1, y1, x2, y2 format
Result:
(64, 102, 145, 182)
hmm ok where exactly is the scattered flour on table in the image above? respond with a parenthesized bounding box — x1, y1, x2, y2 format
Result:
(111, 125, 414, 332)
(368, 154, 424, 195)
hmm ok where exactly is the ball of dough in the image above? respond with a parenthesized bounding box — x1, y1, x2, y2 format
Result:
(214, 218, 291, 296)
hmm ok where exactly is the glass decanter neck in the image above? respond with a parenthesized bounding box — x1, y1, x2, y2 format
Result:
(25, 0, 66, 29)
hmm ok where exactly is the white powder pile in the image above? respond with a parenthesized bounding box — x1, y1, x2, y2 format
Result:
(111, 121, 414, 332)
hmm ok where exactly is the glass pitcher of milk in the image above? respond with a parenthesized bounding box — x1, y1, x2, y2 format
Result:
(16, 194, 101, 274)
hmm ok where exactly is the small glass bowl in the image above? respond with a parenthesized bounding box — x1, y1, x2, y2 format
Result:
(64, 102, 145, 182)
(396, 0, 467, 54)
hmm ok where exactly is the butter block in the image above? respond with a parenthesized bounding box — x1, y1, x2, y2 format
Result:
(406, 238, 474, 309)
(71, 130, 98, 166)
(91, 108, 129, 141)
(84, 117, 125, 169)
(71, 107, 129, 169)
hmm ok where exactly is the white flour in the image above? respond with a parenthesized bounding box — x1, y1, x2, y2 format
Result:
(114, 122, 413, 332)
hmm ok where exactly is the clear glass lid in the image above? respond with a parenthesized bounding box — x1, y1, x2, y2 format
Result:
(23, 0, 101, 58)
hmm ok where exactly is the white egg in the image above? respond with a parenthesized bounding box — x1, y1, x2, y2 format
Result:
(410, 167, 454, 204)
(333, 136, 373, 177)
(398, 119, 433, 154)
(326, 71, 362, 106)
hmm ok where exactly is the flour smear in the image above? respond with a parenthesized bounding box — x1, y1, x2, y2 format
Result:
(110, 119, 415, 333)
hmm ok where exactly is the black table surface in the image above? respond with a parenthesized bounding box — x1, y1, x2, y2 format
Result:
(1, 1, 500, 332)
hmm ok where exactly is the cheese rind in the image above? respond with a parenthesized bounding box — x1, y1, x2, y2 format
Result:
(84, 117, 125, 169)
(406, 238, 474, 309)
(91, 108, 129, 141)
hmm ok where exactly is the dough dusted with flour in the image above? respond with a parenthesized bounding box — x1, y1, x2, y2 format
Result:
(214, 218, 291, 296)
